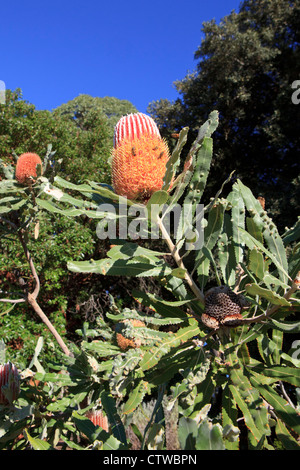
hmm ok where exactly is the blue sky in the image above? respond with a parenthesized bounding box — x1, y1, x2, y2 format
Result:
(1, 0, 241, 113)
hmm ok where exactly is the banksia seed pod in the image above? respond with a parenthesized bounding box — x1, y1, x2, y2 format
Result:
(201, 285, 246, 329)
(15, 152, 42, 184)
(86, 409, 109, 432)
(0, 362, 20, 405)
(113, 112, 160, 148)
(112, 113, 170, 202)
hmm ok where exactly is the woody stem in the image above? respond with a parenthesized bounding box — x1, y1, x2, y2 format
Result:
(157, 216, 205, 306)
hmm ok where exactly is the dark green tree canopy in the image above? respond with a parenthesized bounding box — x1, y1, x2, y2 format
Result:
(0, 90, 138, 184)
(148, 0, 300, 229)
(53, 94, 138, 131)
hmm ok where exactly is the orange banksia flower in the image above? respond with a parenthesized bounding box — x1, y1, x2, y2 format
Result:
(112, 113, 170, 202)
(0, 362, 20, 405)
(15, 152, 42, 184)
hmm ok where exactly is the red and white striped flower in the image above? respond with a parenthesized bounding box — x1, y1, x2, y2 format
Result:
(86, 409, 109, 432)
(113, 112, 161, 148)
(0, 362, 20, 405)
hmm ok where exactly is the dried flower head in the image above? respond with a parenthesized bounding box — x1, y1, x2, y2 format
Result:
(15, 152, 42, 184)
(116, 319, 145, 350)
(0, 362, 20, 405)
(112, 113, 170, 202)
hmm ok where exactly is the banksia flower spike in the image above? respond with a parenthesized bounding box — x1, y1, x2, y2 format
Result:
(15, 152, 42, 184)
(0, 362, 20, 405)
(86, 409, 109, 432)
(112, 113, 170, 202)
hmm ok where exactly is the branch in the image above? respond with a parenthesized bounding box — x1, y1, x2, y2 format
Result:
(0, 216, 71, 357)
(27, 293, 71, 357)
(17, 229, 40, 299)
(157, 216, 205, 306)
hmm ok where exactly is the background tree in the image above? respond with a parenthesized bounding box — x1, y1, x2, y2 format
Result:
(148, 0, 300, 231)
(0, 90, 138, 365)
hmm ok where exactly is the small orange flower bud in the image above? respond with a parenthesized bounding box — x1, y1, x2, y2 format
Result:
(15, 152, 42, 184)
(0, 362, 20, 405)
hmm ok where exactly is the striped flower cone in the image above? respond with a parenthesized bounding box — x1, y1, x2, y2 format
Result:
(113, 112, 161, 148)
(0, 362, 20, 405)
(86, 409, 109, 432)
(112, 113, 170, 202)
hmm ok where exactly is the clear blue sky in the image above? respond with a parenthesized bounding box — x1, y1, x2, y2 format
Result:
(1, 0, 241, 113)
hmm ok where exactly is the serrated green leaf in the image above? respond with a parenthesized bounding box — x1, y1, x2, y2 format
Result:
(25, 430, 52, 450)
(238, 227, 291, 282)
(248, 249, 266, 280)
(196, 420, 225, 450)
(245, 283, 291, 306)
(81, 340, 120, 357)
(250, 376, 300, 435)
(227, 184, 245, 265)
(163, 127, 189, 190)
(282, 217, 300, 246)
(140, 323, 200, 371)
(131, 289, 188, 321)
(237, 179, 289, 284)
(67, 257, 172, 277)
(249, 365, 300, 387)
(229, 366, 270, 444)
(100, 390, 127, 446)
(178, 417, 198, 450)
(270, 318, 300, 333)
(275, 418, 300, 450)
(123, 380, 150, 414)
(196, 200, 226, 288)
(107, 242, 167, 260)
(222, 384, 239, 450)
(217, 213, 236, 286)
(0, 180, 26, 194)
(246, 216, 264, 244)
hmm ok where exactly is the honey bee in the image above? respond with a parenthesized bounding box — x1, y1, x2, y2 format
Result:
(131, 146, 137, 156)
